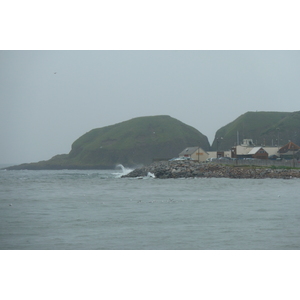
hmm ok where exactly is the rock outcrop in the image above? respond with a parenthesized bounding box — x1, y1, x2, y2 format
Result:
(122, 161, 300, 179)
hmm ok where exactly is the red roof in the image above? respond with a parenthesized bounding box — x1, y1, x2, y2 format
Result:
(278, 141, 300, 153)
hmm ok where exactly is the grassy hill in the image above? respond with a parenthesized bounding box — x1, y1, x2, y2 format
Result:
(68, 115, 210, 167)
(211, 111, 300, 150)
(7, 115, 210, 170)
(7, 112, 299, 170)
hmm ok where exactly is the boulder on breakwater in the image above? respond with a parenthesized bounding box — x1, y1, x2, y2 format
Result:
(122, 161, 300, 179)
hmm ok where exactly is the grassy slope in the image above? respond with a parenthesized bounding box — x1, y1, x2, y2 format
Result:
(68, 115, 210, 167)
(7, 112, 299, 170)
(211, 111, 296, 150)
(262, 111, 300, 141)
(7, 115, 210, 169)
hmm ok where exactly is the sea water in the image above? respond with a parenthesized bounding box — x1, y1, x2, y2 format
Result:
(1, 165, 300, 250)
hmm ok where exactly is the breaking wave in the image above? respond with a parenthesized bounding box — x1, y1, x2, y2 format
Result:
(113, 164, 134, 178)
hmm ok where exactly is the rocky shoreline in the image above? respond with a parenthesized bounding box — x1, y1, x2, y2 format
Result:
(122, 161, 300, 179)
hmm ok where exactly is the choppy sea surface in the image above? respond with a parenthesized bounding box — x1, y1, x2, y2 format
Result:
(1, 165, 300, 250)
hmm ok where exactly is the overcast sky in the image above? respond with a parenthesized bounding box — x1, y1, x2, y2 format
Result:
(1, 50, 300, 164)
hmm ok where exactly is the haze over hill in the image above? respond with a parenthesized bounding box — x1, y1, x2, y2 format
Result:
(2, 51, 300, 165)
(211, 111, 300, 151)
(5, 111, 300, 170)
(6, 115, 209, 170)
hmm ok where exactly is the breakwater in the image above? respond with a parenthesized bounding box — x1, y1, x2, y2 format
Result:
(122, 161, 300, 179)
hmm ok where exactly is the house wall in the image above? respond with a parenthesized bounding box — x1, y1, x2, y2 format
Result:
(191, 149, 209, 162)
(235, 145, 253, 156)
(280, 151, 300, 160)
(207, 151, 231, 159)
(253, 151, 268, 159)
(224, 151, 231, 157)
(263, 147, 279, 157)
(207, 151, 217, 159)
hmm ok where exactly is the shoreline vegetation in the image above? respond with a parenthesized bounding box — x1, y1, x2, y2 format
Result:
(122, 161, 300, 179)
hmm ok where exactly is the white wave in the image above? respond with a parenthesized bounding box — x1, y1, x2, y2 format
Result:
(113, 164, 134, 178)
(134, 172, 155, 180)
(147, 172, 155, 178)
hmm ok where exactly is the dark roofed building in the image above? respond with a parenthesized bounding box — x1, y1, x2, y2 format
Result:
(278, 141, 300, 159)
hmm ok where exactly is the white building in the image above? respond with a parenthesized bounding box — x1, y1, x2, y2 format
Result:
(179, 147, 209, 162)
(232, 139, 279, 159)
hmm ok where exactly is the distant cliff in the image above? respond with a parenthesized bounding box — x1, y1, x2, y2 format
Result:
(211, 111, 300, 151)
(6, 115, 210, 170)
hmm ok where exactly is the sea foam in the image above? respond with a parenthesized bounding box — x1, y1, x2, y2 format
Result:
(113, 164, 134, 178)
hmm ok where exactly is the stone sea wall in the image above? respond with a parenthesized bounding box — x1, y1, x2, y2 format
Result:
(122, 161, 300, 179)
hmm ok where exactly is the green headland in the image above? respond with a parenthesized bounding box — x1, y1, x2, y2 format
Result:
(211, 111, 300, 150)
(6, 115, 209, 170)
(5, 111, 300, 170)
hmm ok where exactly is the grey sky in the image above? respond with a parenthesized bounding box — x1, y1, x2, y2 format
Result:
(1, 50, 300, 164)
